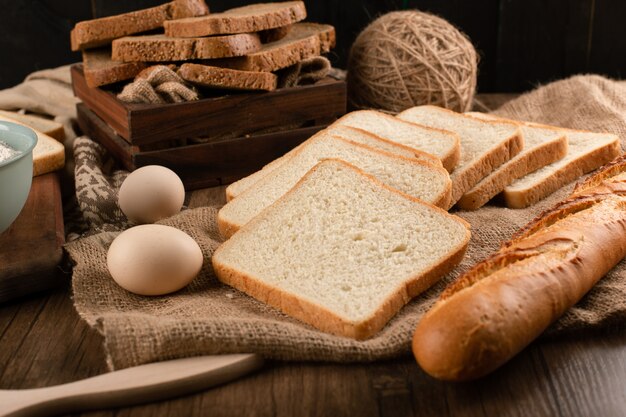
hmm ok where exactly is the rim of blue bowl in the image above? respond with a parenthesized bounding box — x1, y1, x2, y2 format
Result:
(0, 121, 38, 168)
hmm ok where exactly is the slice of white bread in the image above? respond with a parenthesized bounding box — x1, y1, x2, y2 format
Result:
(503, 128, 621, 208)
(0, 114, 65, 176)
(0, 110, 65, 141)
(397, 105, 523, 209)
(456, 112, 568, 210)
(333, 110, 460, 172)
(218, 136, 452, 238)
(212, 159, 471, 339)
(225, 124, 441, 201)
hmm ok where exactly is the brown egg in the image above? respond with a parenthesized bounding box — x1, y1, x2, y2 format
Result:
(107, 224, 203, 296)
(118, 165, 185, 224)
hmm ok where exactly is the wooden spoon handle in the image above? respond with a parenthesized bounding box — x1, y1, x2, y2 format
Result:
(1, 354, 263, 417)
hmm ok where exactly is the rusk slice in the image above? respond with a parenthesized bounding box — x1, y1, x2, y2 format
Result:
(218, 136, 452, 238)
(213, 159, 470, 339)
(111, 33, 261, 62)
(334, 110, 460, 172)
(456, 112, 568, 210)
(165, 1, 306, 37)
(179, 63, 277, 91)
(70, 0, 209, 51)
(0, 114, 65, 176)
(82, 48, 146, 88)
(225, 124, 442, 201)
(206, 23, 335, 72)
(398, 105, 523, 208)
(503, 129, 621, 208)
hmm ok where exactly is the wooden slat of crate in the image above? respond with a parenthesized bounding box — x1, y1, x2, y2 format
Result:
(71, 64, 346, 147)
(76, 103, 326, 190)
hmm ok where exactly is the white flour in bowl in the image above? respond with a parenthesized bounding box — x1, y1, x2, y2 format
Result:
(0, 140, 19, 162)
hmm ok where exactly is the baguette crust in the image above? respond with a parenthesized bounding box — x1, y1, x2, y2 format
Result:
(214, 159, 470, 339)
(412, 154, 626, 381)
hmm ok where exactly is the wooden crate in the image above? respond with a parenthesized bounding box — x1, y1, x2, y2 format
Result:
(77, 103, 328, 189)
(72, 64, 346, 190)
(70, 64, 346, 146)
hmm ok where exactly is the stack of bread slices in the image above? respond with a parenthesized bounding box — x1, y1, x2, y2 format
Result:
(213, 104, 623, 340)
(72, 0, 334, 92)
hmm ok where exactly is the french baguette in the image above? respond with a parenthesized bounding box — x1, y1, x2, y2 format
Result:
(412, 155, 626, 381)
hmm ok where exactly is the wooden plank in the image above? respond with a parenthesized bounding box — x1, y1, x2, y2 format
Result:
(495, 0, 594, 92)
(1, 288, 626, 416)
(76, 103, 137, 171)
(71, 64, 131, 139)
(0, 173, 66, 302)
(587, 0, 626, 78)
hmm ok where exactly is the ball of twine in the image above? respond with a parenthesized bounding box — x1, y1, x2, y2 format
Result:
(348, 11, 478, 113)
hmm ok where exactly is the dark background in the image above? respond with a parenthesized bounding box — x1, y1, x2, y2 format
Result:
(1, 0, 624, 92)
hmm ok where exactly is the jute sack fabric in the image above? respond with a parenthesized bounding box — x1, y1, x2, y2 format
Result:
(66, 74, 626, 370)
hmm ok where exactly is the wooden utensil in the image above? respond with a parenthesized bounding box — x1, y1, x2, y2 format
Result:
(1, 353, 263, 417)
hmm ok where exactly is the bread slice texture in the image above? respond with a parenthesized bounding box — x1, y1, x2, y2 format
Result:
(218, 136, 452, 238)
(225, 125, 442, 201)
(0, 114, 65, 176)
(112, 33, 261, 62)
(70, 0, 209, 51)
(503, 129, 622, 208)
(455, 112, 568, 210)
(82, 48, 147, 88)
(165, 1, 306, 38)
(205, 23, 335, 72)
(213, 159, 470, 339)
(333, 110, 460, 172)
(398, 105, 523, 209)
(179, 63, 277, 91)
(0, 111, 64, 141)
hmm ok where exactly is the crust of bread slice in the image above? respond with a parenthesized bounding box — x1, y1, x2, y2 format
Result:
(179, 63, 278, 91)
(0, 114, 65, 176)
(70, 0, 209, 51)
(398, 106, 524, 209)
(456, 113, 568, 210)
(213, 159, 470, 339)
(82, 48, 146, 88)
(0, 111, 65, 141)
(503, 129, 621, 208)
(164, 1, 306, 38)
(205, 23, 335, 72)
(217, 136, 452, 239)
(112, 33, 261, 62)
(225, 124, 442, 201)
(334, 110, 460, 173)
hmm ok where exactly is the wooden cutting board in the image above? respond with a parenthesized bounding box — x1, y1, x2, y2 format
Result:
(0, 172, 66, 302)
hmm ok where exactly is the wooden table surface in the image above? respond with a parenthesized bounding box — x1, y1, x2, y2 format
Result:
(2, 94, 626, 416)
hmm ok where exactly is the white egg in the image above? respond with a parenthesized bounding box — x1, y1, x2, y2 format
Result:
(107, 224, 203, 296)
(118, 165, 185, 224)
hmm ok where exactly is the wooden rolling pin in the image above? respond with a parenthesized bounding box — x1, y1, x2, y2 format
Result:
(1, 354, 263, 417)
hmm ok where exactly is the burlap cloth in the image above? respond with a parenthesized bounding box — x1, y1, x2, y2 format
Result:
(58, 74, 625, 370)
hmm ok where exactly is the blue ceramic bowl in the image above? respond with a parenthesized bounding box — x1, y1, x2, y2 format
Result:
(0, 121, 37, 234)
